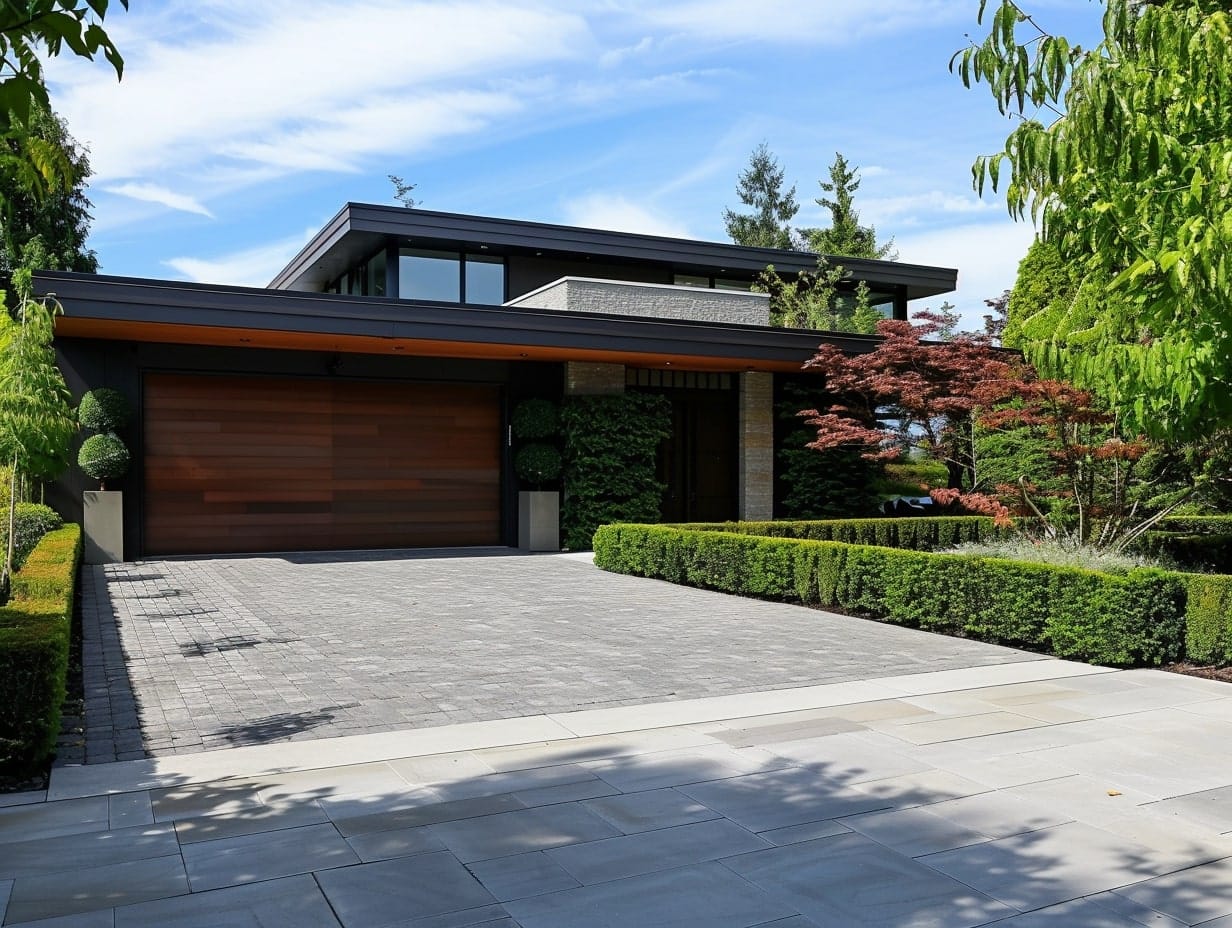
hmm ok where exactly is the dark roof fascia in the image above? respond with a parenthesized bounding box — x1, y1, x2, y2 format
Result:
(36, 271, 879, 362)
(268, 203, 957, 299)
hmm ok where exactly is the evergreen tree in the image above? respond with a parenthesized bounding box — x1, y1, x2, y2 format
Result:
(801, 153, 896, 260)
(723, 143, 799, 249)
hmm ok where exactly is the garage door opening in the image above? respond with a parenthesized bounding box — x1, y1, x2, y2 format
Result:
(143, 373, 502, 555)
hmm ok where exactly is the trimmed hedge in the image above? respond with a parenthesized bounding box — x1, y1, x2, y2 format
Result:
(667, 517, 1003, 551)
(593, 523, 1186, 668)
(1, 502, 64, 571)
(0, 524, 81, 776)
(1182, 573, 1232, 665)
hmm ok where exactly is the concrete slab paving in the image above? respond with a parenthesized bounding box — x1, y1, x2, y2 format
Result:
(3, 665, 1232, 926)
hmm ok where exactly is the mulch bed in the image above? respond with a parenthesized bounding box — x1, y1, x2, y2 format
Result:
(1162, 662, 1232, 684)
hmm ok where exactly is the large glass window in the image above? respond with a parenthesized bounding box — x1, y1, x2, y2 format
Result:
(366, 249, 387, 297)
(399, 248, 461, 302)
(673, 273, 710, 288)
(464, 254, 505, 305)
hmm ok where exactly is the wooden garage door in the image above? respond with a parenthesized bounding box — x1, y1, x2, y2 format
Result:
(144, 373, 502, 555)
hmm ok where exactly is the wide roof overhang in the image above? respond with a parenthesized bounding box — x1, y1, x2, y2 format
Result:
(36, 271, 879, 373)
(269, 203, 958, 301)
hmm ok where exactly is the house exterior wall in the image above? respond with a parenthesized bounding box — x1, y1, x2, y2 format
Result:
(507, 278, 770, 327)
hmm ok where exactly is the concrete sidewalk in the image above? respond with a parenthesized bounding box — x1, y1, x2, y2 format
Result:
(6, 659, 1232, 927)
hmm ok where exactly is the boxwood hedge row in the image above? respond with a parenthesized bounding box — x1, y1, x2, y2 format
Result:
(592, 522, 1189, 668)
(0, 524, 82, 776)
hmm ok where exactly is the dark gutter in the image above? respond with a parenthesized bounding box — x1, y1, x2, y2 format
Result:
(35, 271, 881, 362)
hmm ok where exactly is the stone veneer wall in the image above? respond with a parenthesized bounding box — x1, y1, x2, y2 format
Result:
(738, 372, 775, 521)
(507, 277, 770, 327)
(565, 362, 625, 396)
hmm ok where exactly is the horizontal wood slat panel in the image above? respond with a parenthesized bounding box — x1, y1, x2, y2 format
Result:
(143, 373, 501, 555)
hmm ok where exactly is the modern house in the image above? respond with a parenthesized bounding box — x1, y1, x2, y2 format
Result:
(39, 204, 957, 558)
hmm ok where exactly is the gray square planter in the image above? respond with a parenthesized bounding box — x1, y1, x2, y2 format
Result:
(518, 490, 560, 552)
(83, 490, 124, 564)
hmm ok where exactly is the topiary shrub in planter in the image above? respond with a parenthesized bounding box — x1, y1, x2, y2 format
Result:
(77, 433, 130, 490)
(76, 388, 131, 564)
(515, 443, 562, 489)
(512, 398, 562, 551)
(77, 387, 130, 434)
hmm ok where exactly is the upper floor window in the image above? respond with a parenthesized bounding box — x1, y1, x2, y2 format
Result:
(399, 248, 506, 305)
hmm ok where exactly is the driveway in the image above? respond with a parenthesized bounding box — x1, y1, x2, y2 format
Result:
(73, 549, 1046, 762)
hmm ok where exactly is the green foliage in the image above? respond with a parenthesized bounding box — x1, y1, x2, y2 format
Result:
(0, 105, 98, 277)
(514, 443, 561, 487)
(0, 2, 128, 192)
(77, 432, 128, 485)
(800, 152, 897, 260)
(777, 381, 879, 518)
(0, 502, 62, 571)
(723, 142, 799, 249)
(0, 523, 80, 775)
(511, 398, 559, 440)
(560, 392, 671, 550)
(757, 261, 878, 333)
(972, 415, 1064, 497)
(955, 1, 1232, 442)
(76, 387, 129, 432)
(1181, 573, 1232, 664)
(874, 460, 950, 497)
(593, 522, 1187, 667)
(670, 516, 1002, 550)
(0, 293, 75, 483)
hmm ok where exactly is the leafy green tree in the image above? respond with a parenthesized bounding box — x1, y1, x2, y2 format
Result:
(953, 0, 1232, 442)
(0, 2, 128, 192)
(755, 261, 880, 333)
(723, 143, 799, 249)
(0, 264, 75, 597)
(0, 105, 97, 278)
(801, 152, 897, 260)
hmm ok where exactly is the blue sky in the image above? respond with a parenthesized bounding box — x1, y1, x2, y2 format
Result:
(45, 1, 1105, 326)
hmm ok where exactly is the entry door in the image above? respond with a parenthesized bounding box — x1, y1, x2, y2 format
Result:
(657, 389, 738, 523)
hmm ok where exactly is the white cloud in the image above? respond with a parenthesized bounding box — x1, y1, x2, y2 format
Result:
(164, 232, 313, 287)
(51, 2, 592, 188)
(862, 190, 995, 227)
(560, 192, 695, 239)
(896, 219, 1038, 331)
(104, 183, 215, 217)
(623, 0, 962, 44)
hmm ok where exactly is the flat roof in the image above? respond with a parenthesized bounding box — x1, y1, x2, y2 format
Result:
(268, 203, 958, 301)
(36, 271, 882, 373)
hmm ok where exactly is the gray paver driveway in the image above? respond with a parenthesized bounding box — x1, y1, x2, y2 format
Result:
(76, 549, 1045, 762)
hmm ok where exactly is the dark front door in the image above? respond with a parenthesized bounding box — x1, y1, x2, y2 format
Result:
(656, 388, 738, 523)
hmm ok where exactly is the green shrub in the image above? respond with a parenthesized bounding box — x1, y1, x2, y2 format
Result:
(511, 398, 559, 440)
(0, 524, 81, 776)
(514, 443, 562, 487)
(669, 517, 1000, 551)
(1, 503, 64, 571)
(77, 433, 130, 486)
(561, 393, 671, 550)
(593, 523, 1188, 668)
(77, 388, 130, 432)
(1181, 573, 1232, 664)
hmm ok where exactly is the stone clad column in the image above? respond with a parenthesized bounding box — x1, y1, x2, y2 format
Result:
(738, 372, 774, 521)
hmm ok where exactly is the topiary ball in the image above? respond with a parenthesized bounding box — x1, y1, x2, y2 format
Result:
(78, 433, 130, 487)
(78, 388, 130, 433)
(514, 443, 562, 487)
(511, 398, 559, 440)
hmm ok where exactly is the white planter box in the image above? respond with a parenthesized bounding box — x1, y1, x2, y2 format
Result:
(518, 490, 560, 552)
(83, 490, 124, 564)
